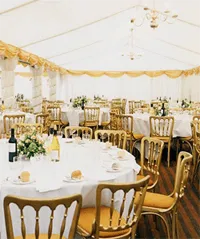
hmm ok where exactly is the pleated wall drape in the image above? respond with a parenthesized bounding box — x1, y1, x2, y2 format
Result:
(0, 57, 18, 107)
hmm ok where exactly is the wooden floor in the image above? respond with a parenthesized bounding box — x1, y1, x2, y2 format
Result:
(137, 148, 200, 239)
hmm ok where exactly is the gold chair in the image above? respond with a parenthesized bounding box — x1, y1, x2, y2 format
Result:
(149, 116, 174, 167)
(3, 114, 26, 138)
(116, 114, 144, 152)
(122, 98, 127, 114)
(77, 176, 150, 239)
(191, 120, 200, 181)
(193, 115, 200, 121)
(95, 130, 127, 149)
(110, 107, 122, 115)
(139, 152, 192, 239)
(21, 106, 34, 114)
(65, 126, 93, 139)
(13, 123, 43, 137)
(4, 194, 82, 239)
(36, 113, 50, 134)
(83, 106, 100, 130)
(47, 105, 68, 130)
(137, 137, 164, 191)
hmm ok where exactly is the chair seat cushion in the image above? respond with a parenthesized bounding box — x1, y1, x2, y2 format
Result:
(78, 206, 131, 238)
(151, 136, 170, 142)
(136, 192, 174, 209)
(15, 234, 66, 239)
(133, 134, 144, 140)
(179, 136, 192, 141)
(101, 121, 110, 126)
(137, 174, 154, 186)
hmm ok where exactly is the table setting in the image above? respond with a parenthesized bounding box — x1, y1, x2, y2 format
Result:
(0, 137, 140, 238)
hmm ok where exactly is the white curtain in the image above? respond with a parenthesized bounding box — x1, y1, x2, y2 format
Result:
(61, 74, 184, 102)
(182, 74, 200, 102)
(29, 66, 43, 113)
(0, 57, 18, 107)
(47, 70, 57, 100)
(14, 75, 32, 99)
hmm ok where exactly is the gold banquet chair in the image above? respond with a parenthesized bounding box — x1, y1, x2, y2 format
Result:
(115, 114, 144, 153)
(77, 176, 150, 239)
(65, 126, 93, 139)
(13, 123, 43, 137)
(139, 152, 192, 239)
(136, 137, 164, 191)
(83, 106, 100, 130)
(149, 116, 174, 167)
(191, 120, 200, 181)
(36, 113, 50, 134)
(4, 194, 82, 239)
(3, 114, 26, 138)
(47, 105, 68, 130)
(95, 130, 127, 149)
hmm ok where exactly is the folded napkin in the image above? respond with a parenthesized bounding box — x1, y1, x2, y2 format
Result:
(35, 162, 63, 193)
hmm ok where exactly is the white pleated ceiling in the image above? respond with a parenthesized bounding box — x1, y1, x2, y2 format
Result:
(0, 0, 200, 71)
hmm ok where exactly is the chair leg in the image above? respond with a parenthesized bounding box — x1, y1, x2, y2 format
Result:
(167, 141, 171, 167)
(142, 212, 170, 239)
(175, 210, 180, 239)
(172, 210, 176, 239)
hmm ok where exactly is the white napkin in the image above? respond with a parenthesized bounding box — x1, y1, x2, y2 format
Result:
(35, 162, 63, 193)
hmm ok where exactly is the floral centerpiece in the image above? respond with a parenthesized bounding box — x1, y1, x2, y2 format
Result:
(18, 131, 46, 159)
(72, 96, 88, 108)
(181, 99, 191, 108)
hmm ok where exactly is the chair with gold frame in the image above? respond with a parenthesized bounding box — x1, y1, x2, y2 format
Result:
(4, 194, 82, 239)
(149, 116, 174, 167)
(95, 130, 127, 149)
(83, 106, 100, 130)
(193, 115, 200, 121)
(36, 113, 50, 134)
(3, 114, 26, 138)
(47, 105, 68, 131)
(191, 120, 200, 181)
(65, 126, 93, 139)
(13, 123, 43, 137)
(136, 137, 164, 191)
(115, 114, 144, 152)
(77, 176, 150, 239)
(121, 98, 127, 114)
(140, 152, 192, 239)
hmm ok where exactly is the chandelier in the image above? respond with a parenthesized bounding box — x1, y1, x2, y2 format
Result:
(131, 0, 178, 29)
(121, 28, 143, 60)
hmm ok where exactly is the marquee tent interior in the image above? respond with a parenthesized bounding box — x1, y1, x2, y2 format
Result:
(0, 0, 200, 105)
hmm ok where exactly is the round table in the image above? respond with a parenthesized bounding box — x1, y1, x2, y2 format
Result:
(0, 139, 140, 238)
(132, 113, 193, 137)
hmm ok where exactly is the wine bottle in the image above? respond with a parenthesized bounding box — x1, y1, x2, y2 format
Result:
(161, 103, 166, 116)
(50, 127, 60, 162)
(8, 128, 17, 162)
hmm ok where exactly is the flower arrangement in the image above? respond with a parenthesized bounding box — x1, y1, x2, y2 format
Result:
(72, 96, 88, 108)
(18, 131, 46, 159)
(181, 99, 191, 108)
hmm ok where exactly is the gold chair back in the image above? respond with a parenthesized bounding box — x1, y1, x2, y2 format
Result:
(149, 116, 174, 138)
(193, 115, 200, 121)
(47, 105, 62, 122)
(110, 107, 121, 115)
(13, 123, 43, 137)
(173, 152, 192, 198)
(140, 137, 164, 190)
(21, 106, 34, 114)
(4, 194, 82, 239)
(95, 130, 127, 149)
(84, 107, 100, 128)
(3, 114, 26, 138)
(93, 176, 149, 239)
(122, 98, 127, 114)
(65, 126, 93, 139)
(36, 113, 50, 133)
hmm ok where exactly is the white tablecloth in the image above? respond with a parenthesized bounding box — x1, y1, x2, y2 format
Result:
(61, 107, 110, 126)
(133, 113, 193, 137)
(0, 139, 139, 238)
(0, 111, 35, 134)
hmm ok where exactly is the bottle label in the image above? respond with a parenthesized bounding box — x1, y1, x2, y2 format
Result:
(9, 143, 16, 153)
(51, 150, 59, 160)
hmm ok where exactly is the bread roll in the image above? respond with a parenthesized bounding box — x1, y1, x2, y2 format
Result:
(71, 170, 82, 179)
(112, 163, 120, 170)
(20, 171, 30, 182)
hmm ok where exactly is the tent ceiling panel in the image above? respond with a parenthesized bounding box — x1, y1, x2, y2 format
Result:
(0, 0, 199, 71)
